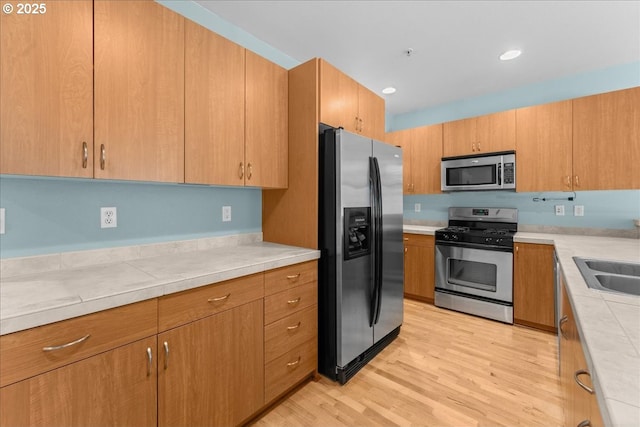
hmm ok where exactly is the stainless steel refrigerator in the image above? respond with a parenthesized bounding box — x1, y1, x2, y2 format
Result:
(318, 126, 404, 384)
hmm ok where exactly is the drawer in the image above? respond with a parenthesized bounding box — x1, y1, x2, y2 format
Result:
(0, 299, 157, 387)
(159, 273, 264, 331)
(265, 338, 317, 404)
(403, 233, 434, 248)
(264, 281, 316, 325)
(264, 261, 317, 296)
(265, 305, 317, 363)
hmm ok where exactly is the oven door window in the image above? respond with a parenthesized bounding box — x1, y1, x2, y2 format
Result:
(446, 164, 496, 187)
(447, 258, 497, 292)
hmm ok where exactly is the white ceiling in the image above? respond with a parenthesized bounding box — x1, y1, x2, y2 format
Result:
(194, 1, 640, 116)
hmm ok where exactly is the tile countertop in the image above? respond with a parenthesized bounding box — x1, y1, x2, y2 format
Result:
(0, 238, 320, 336)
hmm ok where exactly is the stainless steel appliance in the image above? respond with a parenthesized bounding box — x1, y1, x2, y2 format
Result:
(441, 151, 516, 191)
(434, 207, 518, 323)
(318, 126, 404, 384)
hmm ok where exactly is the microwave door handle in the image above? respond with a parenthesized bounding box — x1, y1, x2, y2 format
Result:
(498, 163, 502, 187)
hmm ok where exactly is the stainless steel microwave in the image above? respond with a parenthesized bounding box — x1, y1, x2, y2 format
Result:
(441, 151, 515, 191)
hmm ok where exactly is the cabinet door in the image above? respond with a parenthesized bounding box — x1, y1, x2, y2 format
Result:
(513, 243, 556, 332)
(573, 87, 640, 190)
(411, 124, 443, 194)
(246, 50, 288, 188)
(357, 85, 385, 141)
(319, 60, 359, 133)
(158, 300, 264, 427)
(403, 234, 435, 303)
(94, 0, 185, 183)
(184, 20, 245, 186)
(0, 0, 93, 178)
(443, 117, 476, 157)
(516, 101, 573, 192)
(476, 110, 516, 153)
(386, 129, 413, 194)
(0, 337, 157, 427)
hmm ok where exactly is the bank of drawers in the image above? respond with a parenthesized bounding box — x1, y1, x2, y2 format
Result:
(263, 261, 318, 403)
(0, 299, 158, 387)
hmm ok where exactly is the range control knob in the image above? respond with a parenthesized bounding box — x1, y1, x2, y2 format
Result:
(484, 237, 493, 244)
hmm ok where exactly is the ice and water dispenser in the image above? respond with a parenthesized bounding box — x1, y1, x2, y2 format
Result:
(343, 207, 371, 260)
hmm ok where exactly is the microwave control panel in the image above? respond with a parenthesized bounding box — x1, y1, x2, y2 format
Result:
(503, 162, 515, 184)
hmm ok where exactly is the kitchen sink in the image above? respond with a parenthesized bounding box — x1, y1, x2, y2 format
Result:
(574, 257, 640, 296)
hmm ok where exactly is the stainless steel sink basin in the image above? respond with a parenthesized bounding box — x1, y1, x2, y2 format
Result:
(574, 257, 640, 296)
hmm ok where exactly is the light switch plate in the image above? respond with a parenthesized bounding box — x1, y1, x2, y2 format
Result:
(222, 206, 231, 222)
(574, 205, 584, 216)
(414, 203, 421, 212)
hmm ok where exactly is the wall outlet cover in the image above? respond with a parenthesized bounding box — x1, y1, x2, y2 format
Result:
(222, 206, 231, 222)
(574, 205, 585, 216)
(100, 207, 117, 228)
(554, 205, 565, 216)
(414, 203, 421, 212)
(0, 208, 5, 234)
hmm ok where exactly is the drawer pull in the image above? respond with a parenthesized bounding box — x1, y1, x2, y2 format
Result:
(403, 237, 409, 241)
(574, 369, 594, 394)
(286, 273, 301, 280)
(577, 421, 592, 427)
(287, 297, 301, 305)
(146, 347, 153, 376)
(559, 315, 569, 339)
(287, 356, 301, 368)
(208, 293, 231, 303)
(42, 334, 91, 352)
(287, 322, 301, 331)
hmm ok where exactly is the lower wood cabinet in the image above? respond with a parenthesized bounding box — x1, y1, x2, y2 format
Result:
(403, 233, 435, 303)
(560, 279, 604, 427)
(513, 242, 556, 332)
(263, 261, 318, 404)
(158, 299, 264, 427)
(0, 261, 318, 427)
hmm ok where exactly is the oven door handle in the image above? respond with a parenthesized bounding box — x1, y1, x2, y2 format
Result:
(435, 241, 514, 252)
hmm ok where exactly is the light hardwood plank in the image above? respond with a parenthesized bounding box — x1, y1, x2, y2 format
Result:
(252, 299, 563, 427)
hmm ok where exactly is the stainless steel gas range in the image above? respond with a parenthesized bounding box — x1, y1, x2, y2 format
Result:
(434, 207, 518, 324)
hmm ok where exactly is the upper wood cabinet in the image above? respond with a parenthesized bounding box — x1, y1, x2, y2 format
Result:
(572, 86, 640, 191)
(319, 60, 385, 140)
(516, 100, 573, 192)
(245, 50, 289, 188)
(387, 124, 442, 194)
(0, 0, 93, 178)
(513, 242, 556, 332)
(443, 110, 515, 157)
(94, 0, 185, 183)
(185, 20, 245, 186)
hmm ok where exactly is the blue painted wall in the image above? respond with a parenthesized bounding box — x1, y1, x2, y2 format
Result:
(405, 190, 640, 230)
(0, 176, 262, 258)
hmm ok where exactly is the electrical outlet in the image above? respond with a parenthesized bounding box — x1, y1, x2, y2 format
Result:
(554, 205, 565, 216)
(100, 207, 117, 228)
(0, 208, 5, 235)
(414, 203, 421, 213)
(222, 206, 231, 222)
(574, 205, 584, 216)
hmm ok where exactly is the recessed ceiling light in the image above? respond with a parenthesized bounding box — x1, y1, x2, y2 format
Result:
(500, 49, 522, 61)
(382, 87, 396, 95)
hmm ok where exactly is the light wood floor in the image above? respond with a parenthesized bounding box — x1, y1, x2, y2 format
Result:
(253, 299, 564, 427)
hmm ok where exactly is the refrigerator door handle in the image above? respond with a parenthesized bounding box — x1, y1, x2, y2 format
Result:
(368, 156, 380, 327)
(373, 156, 383, 325)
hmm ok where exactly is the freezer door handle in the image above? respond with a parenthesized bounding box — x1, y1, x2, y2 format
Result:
(369, 156, 384, 326)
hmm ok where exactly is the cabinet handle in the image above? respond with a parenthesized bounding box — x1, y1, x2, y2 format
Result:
(403, 237, 409, 241)
(287, 322, 301, 331)
(82, 142, 88, 169)
(287, 356, 301, 368)
(163, 341, 169, 370)
(477, 141, 481, 151)
(238, 162, 244, 179)
(472, 143, 476, 152)
(404, 247, 408, 254)
(287, 297, 301, 305)
(355, 116, 359, 132)
(42, 334, 91, 352)
(577, 421, 592, 427)
(559, 315, 569, 339)
(208, 293, 230, 303)
(574, 369, 594, 394)
(515, 245, 519, 253)
(565, 175, 572, 188)
(146, 347, 153, 376)
(100, 144, 106, 170)
(247, 162, 253, 180)
(359, 118, 364, 132)
(286, 273, 301, 280)
(574, 175, 580, 187)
